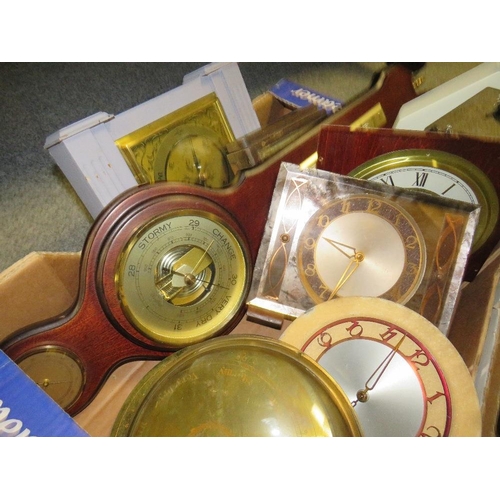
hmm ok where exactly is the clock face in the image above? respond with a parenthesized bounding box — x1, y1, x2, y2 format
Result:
(280, 297, 482, 437)
(163, 133, 232, 188)
(247, 163, 479, 334)
(368, 166, 477, 204)
(349, 150, 499, 253)
(297, 194, 426, 304)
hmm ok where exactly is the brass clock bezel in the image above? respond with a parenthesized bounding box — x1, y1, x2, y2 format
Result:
(348, 149, 499, 253)
(279, 297, 482, 437)
(110, 335, 363, 437)
(17, 345, 85, 410)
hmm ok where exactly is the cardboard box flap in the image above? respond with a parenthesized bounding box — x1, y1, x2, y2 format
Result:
(0, 252, 80, 344)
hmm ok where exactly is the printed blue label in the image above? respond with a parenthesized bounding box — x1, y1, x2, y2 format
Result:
(269, 79, 343, 115)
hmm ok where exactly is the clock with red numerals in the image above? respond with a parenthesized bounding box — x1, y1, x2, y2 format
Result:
(279, 297, 482, 437)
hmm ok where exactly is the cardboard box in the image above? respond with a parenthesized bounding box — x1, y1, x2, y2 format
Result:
(2, 249, 498, 436)
(448, 248, 500, 436)
(0, 251, 286, 436)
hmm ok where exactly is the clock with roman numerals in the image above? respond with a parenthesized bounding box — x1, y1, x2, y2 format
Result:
(279, 297, 482, 436)
(349, 149, 498, 258)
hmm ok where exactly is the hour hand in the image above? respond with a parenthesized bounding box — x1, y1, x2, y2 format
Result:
(323, 237, 357, 259)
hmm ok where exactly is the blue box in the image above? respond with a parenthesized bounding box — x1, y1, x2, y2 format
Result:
(269, 79, 343, 115)
(0, 350, 88, 437)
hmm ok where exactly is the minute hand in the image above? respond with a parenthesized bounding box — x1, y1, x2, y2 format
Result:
(351, 335, 406, 407)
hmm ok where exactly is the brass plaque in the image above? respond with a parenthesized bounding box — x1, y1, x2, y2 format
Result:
(115, 93, 236, 186)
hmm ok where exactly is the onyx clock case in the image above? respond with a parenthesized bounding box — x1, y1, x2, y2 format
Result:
(247, 163, 480, 336)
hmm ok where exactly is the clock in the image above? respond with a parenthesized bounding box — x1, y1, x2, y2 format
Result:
(316, 126, 500, 280)
(279, 297, 482, 437)
(247, 163, 480, 335)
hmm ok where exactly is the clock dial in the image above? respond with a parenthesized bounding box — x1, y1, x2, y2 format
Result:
(280, 297, 482, 437)
(155, 125, 234, 188)
(17, 346, 85, 410)
(297, 194, 426, 304)
(349, 150, 499, 254)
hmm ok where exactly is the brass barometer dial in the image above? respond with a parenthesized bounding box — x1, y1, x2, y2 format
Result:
(115, 209, 249, 347)
(17, 346, 85, 410)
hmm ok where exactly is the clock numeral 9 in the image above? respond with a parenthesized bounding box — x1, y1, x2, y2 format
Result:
(304, 237, 316, 251)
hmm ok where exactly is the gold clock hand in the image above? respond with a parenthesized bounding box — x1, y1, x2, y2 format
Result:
(329, 252, 364, 300)
(351, 335, 406, 407)
(190, 138, 201, 169)
(189, 137, 207, 186)
(323, 237, 357, 259)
